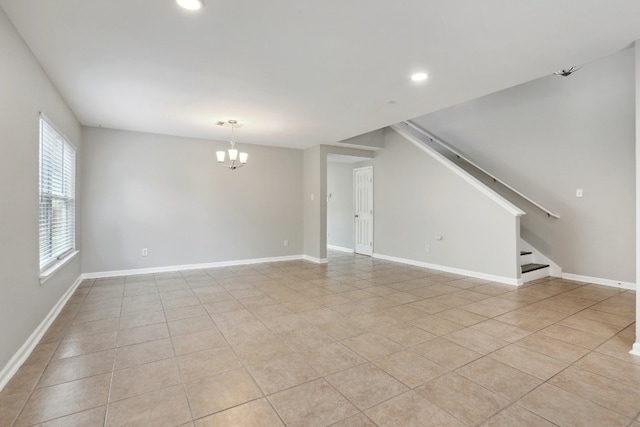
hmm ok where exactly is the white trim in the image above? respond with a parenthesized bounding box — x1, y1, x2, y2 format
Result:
(330, 141, 382, 151)
(372, 253, 519, 286)
(302, 255, 328, 264)
(40, 251, 80, 284)
(403, 121, 559, 219)
(0, 274, 83, 392)
(630, 343, 640, 357)
(522, 266, 550, 283)
(390, 125, 526, 218)
(82, 255, 305, 279)
(39, 112, 76, 149)
(520, 239, 562, 278)
(561, 273, 636, 290)
(327, 245, 354, 253)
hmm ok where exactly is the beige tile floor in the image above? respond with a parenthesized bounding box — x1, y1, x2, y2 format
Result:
(1, 252, 639, 426)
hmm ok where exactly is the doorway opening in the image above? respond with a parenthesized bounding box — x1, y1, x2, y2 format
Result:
(326, 154, 373, 256)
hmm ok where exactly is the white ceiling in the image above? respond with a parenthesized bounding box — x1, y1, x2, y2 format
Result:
(2, 0, 640, 149)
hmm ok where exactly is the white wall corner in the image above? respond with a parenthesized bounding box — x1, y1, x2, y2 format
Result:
(0, 274, 83, 392)
(630, 343, 640, 357)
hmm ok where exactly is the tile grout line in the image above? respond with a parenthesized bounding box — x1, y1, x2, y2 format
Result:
(6, 256, 638, 426)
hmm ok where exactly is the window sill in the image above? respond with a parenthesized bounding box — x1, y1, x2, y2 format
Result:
(40, 251, 80, 285)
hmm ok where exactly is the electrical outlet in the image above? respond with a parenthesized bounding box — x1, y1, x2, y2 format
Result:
(284, 240, 289, 247)
(425, 244, 430, 253)
(141, 248, 148, 257)
(576, 189, 583, 198)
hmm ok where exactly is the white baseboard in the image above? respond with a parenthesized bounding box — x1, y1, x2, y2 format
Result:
(630, 343, 640, 357)
(301, 255, 328, 264)
(372, 253, 519, 286)
(0, 274, 83, 392)
(82, 255, 306, 279)
(327, 245, 354, 253)
(562, 273, 636, 291)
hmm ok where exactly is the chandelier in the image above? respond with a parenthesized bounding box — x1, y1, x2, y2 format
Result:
(216, 120, 248, 170)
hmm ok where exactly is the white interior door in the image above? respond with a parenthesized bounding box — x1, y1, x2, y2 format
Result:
(354, 166, 373, 256)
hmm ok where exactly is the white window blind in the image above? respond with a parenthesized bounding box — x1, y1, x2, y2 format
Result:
(39, 115, 76, 272)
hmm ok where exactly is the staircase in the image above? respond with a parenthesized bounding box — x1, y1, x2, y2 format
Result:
(520, 250, 550, 283)
(391, 121, 561, 285)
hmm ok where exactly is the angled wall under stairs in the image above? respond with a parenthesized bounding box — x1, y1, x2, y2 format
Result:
(372, 126, 524, 285)
(408, 48, 634, 285)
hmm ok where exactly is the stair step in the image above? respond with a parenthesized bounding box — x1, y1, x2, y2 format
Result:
(521, 263, 549, 273)
(520, 251, 532, 256)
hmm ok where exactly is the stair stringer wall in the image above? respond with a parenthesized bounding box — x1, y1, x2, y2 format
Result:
(409, 48, 635, 284)
(374, 126, 523, 285)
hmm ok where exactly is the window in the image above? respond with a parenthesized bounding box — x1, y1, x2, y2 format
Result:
(39, 115, 76, 272)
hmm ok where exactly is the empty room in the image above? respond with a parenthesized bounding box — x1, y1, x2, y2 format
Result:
(1, 1, 640, 426)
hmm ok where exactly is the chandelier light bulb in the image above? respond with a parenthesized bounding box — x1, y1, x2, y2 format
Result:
(216, 119, 248, 170)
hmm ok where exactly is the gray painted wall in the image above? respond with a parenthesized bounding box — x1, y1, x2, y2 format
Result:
(81, 127, 303, 273)
(303, 146, 322, 260)
(338, 129, 385, 150)
(0, 9, 82, 371)
(374, 129, 520, 279)
(412, 48, 635, 282)
(327, 162, 354, 249)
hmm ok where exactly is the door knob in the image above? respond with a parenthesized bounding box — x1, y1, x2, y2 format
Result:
(354, 214, 359, 218)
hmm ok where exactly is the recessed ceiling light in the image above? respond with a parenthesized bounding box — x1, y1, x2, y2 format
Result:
(176, 0, 204, 11)
(411, 72, 428, 82)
